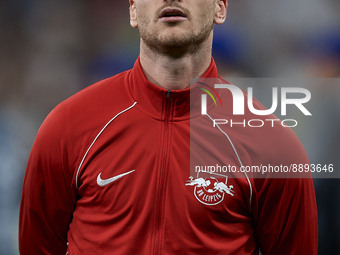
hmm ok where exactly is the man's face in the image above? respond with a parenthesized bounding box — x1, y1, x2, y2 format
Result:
(130, 0, 227, 51)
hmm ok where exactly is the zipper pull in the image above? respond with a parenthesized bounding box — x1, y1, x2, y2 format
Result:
(166, 90, 171, 98)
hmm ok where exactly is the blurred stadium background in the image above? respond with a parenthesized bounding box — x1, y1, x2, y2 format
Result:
(0, 0, 339, 254)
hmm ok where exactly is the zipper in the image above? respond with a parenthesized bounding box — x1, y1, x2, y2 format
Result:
(154, 90, 172, 254)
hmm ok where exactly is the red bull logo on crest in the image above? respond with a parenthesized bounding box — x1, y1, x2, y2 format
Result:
(185, 172, 234, 206)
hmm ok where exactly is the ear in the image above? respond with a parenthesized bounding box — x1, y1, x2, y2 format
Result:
(129, 0, 138, 28)
(214, 0, 228, 25)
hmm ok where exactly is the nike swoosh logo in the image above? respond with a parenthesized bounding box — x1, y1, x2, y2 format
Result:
(97, 170, 135, 187)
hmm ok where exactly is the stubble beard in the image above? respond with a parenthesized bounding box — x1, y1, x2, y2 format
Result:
(138, 7, 215, 57)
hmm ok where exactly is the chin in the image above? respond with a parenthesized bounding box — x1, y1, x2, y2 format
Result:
(158, 31, 196, 47)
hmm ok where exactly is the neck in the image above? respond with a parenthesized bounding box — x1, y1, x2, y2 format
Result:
(139, 33, 213, 91)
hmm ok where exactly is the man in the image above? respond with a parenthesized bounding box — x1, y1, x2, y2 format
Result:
(19, 0, 318, 254)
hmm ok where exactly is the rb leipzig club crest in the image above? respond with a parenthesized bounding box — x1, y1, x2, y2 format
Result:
(185, 171, 234, 206)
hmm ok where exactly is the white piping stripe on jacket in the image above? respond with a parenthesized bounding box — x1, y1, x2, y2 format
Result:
(206, 113, 253, 209)
(75, 102, 137, 189)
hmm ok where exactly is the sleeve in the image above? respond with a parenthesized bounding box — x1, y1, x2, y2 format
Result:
(19, 107, 76, 255)
(253, 177, 318, 255)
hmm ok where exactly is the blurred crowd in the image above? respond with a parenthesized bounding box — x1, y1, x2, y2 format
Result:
(0, 0, 339, 254)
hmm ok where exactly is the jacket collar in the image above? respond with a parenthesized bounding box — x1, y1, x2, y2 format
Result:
(128, 56, 219, 121)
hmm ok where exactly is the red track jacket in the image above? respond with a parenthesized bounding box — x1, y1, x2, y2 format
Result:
(19, 58, 318, 254)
